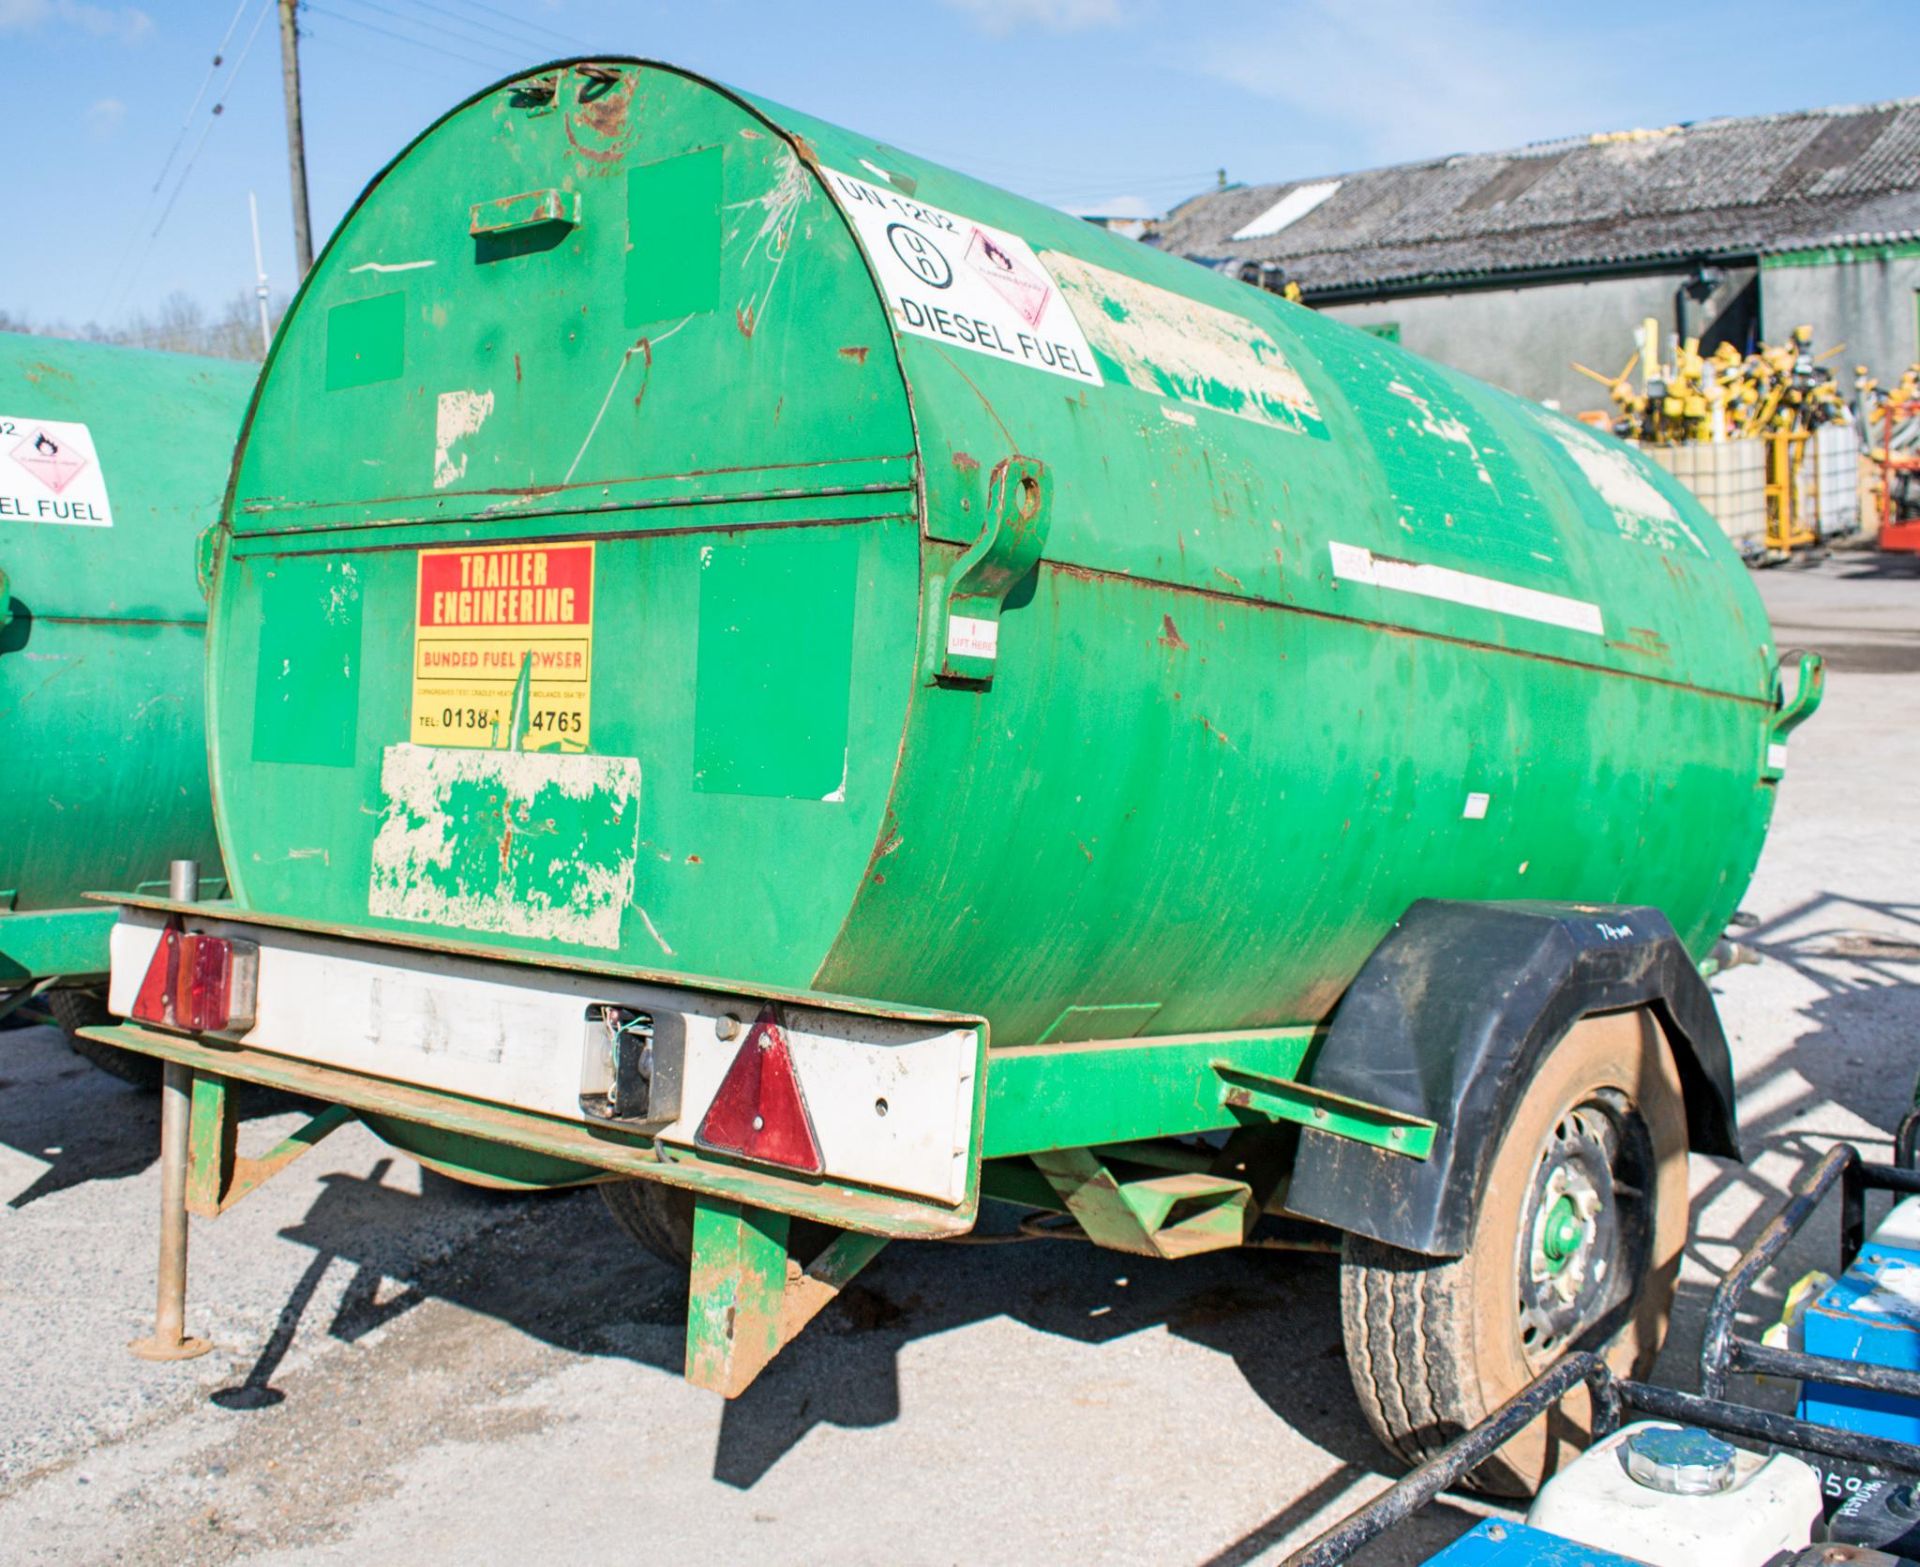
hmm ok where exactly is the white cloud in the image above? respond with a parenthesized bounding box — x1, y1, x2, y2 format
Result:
(942, 0, 1127, 36)
(1061, 193, 1159, 219)
(0, 0, 153, 43)
(86, 96, 125, 140)
(1193, 0, 1631, 169)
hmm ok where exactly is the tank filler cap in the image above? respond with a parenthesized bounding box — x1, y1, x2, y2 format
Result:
(1622, 1425, 1739, 1495)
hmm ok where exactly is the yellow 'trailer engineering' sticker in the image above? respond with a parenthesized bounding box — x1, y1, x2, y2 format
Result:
(409, 541, 593, 750)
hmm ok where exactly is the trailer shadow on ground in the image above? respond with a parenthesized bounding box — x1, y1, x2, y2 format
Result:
(242, 1163, 1496, 1561)
(0, 1022, 312, 1209)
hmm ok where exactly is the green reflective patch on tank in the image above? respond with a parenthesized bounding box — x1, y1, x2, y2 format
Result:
(625, 146, 721, 326)
(250, 556, 362, 767)
(367, 743, 641, 949)
(324, 292, 406, 390)
(693, 528, 857, 800)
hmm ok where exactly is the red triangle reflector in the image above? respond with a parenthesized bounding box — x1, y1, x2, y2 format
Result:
(696, 1006, 824, 1175)
(131, 920, 181, 1027)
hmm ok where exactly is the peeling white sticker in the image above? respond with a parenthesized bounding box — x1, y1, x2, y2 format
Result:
(369, 743, 641, 949)
(822, 169, 1101, 384)
(1463, 792, 1490, 820)
(433, 388, 494, 491)
(1387, 380, 1494, 487)
(0, 415, 113, 526)
(1330, 541, 1604, 637)
(947, 614, 999, 659)
(1046, 251, 1323, 435)
(1768, 743, 1789, 771)
(1538, 411, 1708, 556)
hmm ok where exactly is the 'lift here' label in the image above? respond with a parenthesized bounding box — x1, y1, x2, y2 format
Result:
(0, 416, 114, 527)
(823, 169, 1103, 387)
(409, 541, 594, 751)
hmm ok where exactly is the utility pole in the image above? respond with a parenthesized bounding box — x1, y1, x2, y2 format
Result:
(276, 0, 314, 277)
(248, 192, 272, 356)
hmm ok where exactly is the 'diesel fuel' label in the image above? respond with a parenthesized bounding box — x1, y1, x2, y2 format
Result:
(822, 169, 1103, 386)
(0, 415, 114, 526)
(409, 541, 593, 750)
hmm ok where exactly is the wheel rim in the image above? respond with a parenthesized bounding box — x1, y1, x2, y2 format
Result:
(1514, 1087, 1655, 1367)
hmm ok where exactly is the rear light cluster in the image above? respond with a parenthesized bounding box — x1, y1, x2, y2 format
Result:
(131, 923, 260, 1033)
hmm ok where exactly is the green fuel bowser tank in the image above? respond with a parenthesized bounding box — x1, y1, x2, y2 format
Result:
(133, 61, 1817, 1484)
(210, 62, 1789, 1036)
(1, 333, 250, 1054)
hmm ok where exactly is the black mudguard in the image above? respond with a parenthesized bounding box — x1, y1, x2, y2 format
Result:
(1285, 899, 1739, 1258)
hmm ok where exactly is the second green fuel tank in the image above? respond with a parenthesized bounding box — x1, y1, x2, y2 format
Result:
(204, 61, 1787, 1046)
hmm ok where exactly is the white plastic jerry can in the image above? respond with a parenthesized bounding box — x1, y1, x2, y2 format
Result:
(1526, 1421, 1824, 1567)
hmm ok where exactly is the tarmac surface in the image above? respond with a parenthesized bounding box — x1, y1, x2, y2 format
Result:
(1, 551, 1916, 1565)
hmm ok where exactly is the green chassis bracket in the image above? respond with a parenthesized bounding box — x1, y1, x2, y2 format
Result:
(186, 1073, 355, 1218)
(0, 905, 117, 985)
(1031, 1146, 1255, 1259)
(0, 878, 223, 987)
(981, 1031, 1437, 1160)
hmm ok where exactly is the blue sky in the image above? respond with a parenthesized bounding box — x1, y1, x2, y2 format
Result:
(2, 0, 1916, 329)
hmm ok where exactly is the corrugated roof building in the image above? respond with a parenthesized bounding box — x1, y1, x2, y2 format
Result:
(1157, 99, 1920, 412)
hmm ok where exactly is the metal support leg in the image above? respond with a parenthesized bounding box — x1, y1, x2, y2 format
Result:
(686, 1197, 790, 1396)
(131, 1061, 212, 1362)
(684, 1195, 888, 1398)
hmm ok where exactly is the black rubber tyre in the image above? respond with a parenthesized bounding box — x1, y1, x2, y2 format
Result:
(600, 1178, 698, 1266)
(50, 987, 163, 1090)
(599, 1179, 836, 1269)
(1338, 1009, 1689, 1497)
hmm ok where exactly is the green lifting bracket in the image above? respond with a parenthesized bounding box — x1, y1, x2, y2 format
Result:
(1763, 649, 1825, 782)
(929, 454, 1051, 686)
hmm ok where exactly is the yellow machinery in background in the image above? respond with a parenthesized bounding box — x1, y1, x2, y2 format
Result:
(1575, 320, 1868, 562)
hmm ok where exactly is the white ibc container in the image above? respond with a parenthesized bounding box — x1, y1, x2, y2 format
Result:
(1810, 422, 1862, 537)
(1526, 1420, 1823, 1567)
(1642, 442, 1766, 550)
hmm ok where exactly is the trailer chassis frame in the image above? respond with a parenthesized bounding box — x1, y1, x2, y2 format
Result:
(85, 1007, 1437, 1398)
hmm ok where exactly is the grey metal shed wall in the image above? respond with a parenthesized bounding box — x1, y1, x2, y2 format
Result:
(1761, 254, 1920, 393)
(1317, 267, 1755, 414)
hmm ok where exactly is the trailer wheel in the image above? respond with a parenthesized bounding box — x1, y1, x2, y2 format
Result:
(1338, 1008, 1688, 1497)
(600, 1180, 835, 1270)
(600, 1179, 699, 1266)
(50, 987, 162, 1090)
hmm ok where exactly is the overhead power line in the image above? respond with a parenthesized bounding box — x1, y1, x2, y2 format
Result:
(306, 0, 524, 76)
(383, 0, 582, 61)
(100, 0, 274, 321)
(445, 0, 596, 53)
(327, 0, 528, 66)
(300, 20, 480, 89)
(148, 0, 254, 196)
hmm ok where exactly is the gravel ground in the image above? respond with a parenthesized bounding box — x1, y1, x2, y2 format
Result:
(0, 552, 1915, 1566)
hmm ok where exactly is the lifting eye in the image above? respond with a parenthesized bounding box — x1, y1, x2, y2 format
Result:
(508, 76, 558, 108)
